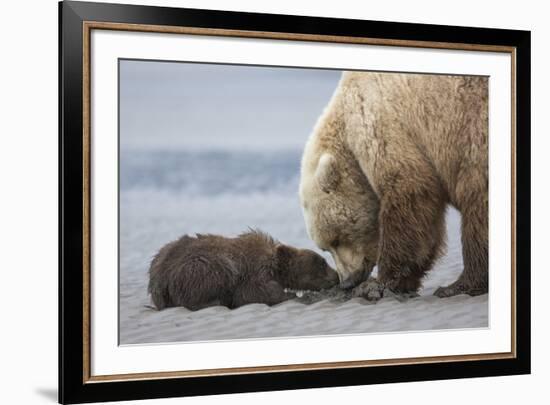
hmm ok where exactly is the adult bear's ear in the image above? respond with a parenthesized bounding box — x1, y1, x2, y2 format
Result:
(315, 153, 340, 193)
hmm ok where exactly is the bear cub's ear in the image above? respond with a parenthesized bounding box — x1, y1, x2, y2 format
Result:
(315, 153, 340, 193)
(275, 244, 294, 267)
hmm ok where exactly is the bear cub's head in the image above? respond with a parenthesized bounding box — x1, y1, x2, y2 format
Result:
(275, 244, 339, 291)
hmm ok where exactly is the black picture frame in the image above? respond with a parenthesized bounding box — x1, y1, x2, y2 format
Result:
(59, 1, 531, 403)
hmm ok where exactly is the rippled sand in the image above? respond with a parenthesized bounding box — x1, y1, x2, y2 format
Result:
(119, 209, 488, 344)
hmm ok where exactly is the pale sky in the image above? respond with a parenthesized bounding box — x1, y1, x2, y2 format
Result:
(119, 60, 341, 151)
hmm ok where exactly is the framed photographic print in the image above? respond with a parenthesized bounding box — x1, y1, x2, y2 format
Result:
(59, 0, 531, 403)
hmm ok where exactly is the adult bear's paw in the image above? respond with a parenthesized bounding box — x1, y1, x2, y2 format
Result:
(352, 278, 388, 301)
(352, 278, 420, 302)
(434, 280, 487, 298)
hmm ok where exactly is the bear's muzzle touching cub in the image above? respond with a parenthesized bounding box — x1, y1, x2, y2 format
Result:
(148, 230, 338, 311)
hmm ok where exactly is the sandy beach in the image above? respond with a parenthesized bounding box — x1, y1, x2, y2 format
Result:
(119, 165, 488, 345)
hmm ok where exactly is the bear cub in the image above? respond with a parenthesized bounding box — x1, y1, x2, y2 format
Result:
(148, 230, 338, 311)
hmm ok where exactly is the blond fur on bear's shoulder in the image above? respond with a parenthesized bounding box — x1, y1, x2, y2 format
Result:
(302, 71, 488, 203)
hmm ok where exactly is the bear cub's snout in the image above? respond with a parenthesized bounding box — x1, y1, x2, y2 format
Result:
(148, 230, 338, 311)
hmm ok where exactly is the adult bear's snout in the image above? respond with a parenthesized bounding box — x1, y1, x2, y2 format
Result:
(339, 258, 374, 290)
(340, 271, 364, 290)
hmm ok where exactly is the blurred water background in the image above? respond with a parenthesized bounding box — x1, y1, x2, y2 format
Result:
(119, 61, 342, 263)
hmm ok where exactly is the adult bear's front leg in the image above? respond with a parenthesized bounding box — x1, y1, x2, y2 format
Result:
(376, 181, 447, 296)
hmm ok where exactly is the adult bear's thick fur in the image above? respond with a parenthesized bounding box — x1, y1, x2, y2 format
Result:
(299, 71, 488, 298)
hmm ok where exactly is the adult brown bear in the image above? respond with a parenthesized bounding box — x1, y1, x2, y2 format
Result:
(299, 71, 488, 299)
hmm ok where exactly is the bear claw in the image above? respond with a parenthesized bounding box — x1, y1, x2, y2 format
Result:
(353, 279, 420, 302)
(352, 278, 387, 301)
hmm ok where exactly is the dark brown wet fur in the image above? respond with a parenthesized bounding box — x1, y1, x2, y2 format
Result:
(148, 230, 339, 310)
